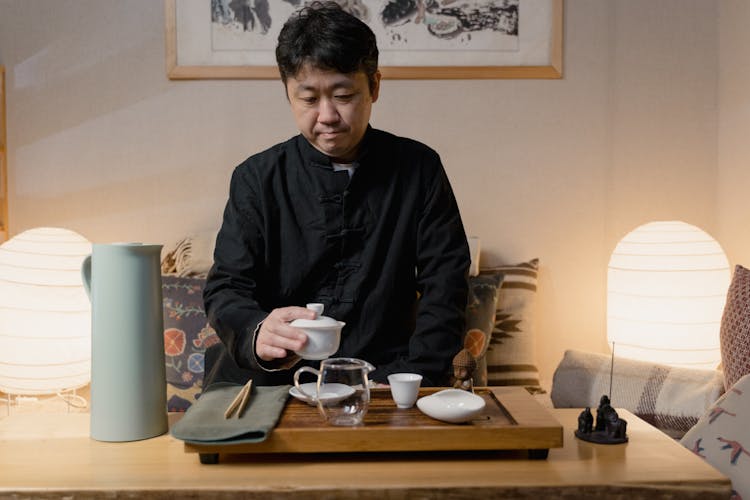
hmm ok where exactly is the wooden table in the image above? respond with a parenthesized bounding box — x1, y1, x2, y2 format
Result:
(0, 405, 730, 499)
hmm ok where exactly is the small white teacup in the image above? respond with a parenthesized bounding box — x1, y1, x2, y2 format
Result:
(387, 373, 423, 409)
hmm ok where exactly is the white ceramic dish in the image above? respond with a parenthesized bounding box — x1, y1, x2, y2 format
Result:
(289, 382, 355, 405)
(416, 389, 486, 423)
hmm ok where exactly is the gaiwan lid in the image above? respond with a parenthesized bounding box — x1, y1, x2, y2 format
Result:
(290, 303, 344, 328)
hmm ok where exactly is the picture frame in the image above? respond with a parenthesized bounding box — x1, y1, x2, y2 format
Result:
(165, 0, 563, 80)
(0, 66, 7, 239)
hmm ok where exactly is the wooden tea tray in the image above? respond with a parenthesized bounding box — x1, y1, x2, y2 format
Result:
(185, 386, 563, 464)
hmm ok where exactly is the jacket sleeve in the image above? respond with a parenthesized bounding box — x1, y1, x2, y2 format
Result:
(415, 158, 470, 385)
(203, 165, 271, 372)
(382, 153, 470, 386)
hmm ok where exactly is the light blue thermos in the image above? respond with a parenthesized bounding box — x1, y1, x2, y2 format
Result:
(81, 243, 167, 442)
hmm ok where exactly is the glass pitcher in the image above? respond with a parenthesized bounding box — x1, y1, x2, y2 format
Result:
(294, 357, 375, 426)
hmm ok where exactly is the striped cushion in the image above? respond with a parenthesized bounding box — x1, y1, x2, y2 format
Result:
(479, 258, 541, 388)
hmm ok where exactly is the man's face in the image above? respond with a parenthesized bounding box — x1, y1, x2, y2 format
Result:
(285, 64, 380, 163)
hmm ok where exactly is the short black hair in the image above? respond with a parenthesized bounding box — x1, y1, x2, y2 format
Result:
(276, 1, 379, 93)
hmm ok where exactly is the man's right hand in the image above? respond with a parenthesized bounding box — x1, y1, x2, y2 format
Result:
(255, 306, 317, 362)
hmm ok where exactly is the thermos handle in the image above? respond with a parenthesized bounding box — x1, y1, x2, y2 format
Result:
(81, 255, 92, 298)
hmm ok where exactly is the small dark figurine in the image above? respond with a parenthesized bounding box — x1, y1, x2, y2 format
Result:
(451, 348, 477, 392)
(595, 395, 612, 432)
(574, 394, 628, 445)
(605, 410, 628, 440)
(578, 407, 594, 434)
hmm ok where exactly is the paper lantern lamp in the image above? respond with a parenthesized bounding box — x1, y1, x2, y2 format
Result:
(0, 227, 92, 395)
(607, 221, 729, 370)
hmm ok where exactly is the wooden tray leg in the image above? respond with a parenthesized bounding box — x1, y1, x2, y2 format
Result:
(199, 453, 220, 465)
(528, 449, 549, 460)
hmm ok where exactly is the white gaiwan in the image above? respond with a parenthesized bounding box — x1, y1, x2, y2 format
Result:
(290, 303, 345, 360)
(416, 389, 486, 424)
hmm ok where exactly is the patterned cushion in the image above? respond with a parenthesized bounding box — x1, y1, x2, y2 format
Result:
(480, 259, 541, 388)
(462, 273, 504, 386)
(162, 275, 219, 412)
(720, 265, 750, 389)
(680, 373, 750, 498)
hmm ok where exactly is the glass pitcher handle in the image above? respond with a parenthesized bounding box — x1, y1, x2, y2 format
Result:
(293, 365, 319, 399)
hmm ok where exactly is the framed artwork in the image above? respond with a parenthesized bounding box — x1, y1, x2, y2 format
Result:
(0, 66, 7, 239)
(165, 0, 563, 80)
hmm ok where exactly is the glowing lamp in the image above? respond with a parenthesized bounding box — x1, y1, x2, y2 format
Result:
(0, 227, 92, 395)
(607, 221, 729, 370)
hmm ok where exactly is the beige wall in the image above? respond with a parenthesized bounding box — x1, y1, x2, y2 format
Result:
(718, 0, 750, 267)
(0, 1, 726, 386)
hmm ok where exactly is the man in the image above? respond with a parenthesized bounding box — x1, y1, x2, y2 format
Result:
(203, 1, 470, 388)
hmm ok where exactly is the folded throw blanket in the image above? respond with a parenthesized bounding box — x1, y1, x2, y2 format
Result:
(161, 230, 217, 277)
(551, 349, 725, 438)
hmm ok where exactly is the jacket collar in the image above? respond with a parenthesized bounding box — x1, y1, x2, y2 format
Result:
(296, 125, 376, 168)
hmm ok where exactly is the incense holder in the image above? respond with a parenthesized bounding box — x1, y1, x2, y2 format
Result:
(574, 395, 628, 445)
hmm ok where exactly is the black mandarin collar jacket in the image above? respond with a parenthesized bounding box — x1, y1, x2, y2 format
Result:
(203, 126, 470, 386)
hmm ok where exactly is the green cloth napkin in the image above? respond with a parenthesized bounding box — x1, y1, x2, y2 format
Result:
(170, 383, 290, 445)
